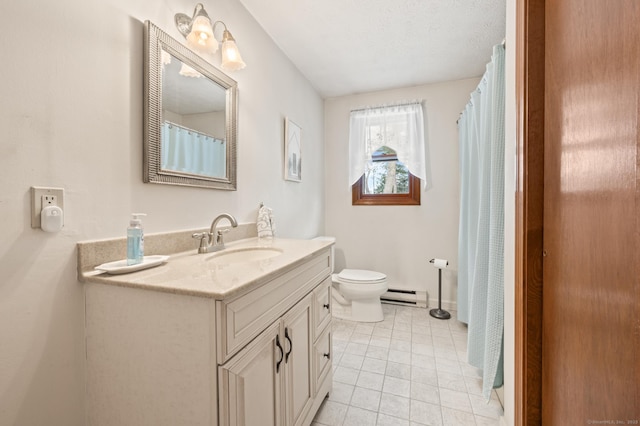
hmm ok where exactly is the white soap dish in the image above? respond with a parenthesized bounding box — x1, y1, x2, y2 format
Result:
(95, 255, 170, 275)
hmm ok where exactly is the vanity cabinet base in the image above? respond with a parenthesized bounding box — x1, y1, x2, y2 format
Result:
(84, 246, 332, 426)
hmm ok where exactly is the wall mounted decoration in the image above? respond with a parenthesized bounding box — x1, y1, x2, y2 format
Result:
(284, 118, 302, 182)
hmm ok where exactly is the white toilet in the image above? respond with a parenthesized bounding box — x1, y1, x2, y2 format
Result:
(314, 237, 388, 323)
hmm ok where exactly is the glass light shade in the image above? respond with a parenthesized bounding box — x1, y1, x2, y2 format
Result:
(186, 15, 218, 54)
(220, 30, 246, 71)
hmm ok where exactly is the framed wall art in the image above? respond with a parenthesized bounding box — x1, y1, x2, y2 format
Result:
(284, 117, 302, 182)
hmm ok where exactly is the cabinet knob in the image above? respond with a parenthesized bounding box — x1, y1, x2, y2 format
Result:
(323, 303, 330, 310)
(323, 352, 330, 360)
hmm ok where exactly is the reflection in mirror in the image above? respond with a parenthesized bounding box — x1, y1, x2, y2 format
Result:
(144, 21, 238, 190)
(161, 50, 227, 178)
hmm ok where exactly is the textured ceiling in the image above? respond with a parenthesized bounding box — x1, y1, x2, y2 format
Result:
(238, 0, 506, 98)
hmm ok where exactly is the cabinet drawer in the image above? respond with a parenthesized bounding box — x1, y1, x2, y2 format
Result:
(217, 249, 331, 363)
(313, 326, 332, 393)
(312, 277, 332, 341)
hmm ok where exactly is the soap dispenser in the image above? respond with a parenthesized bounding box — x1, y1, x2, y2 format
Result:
(127, 213, 147, 265)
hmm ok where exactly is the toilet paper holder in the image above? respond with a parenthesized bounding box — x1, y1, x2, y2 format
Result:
(429, 258, 451, 320)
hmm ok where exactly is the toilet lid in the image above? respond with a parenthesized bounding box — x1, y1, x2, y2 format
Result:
(337, 269, 387, 284)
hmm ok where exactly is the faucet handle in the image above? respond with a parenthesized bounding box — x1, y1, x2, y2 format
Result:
(192, 232, 210, 253)
(216, 228, 231, 245)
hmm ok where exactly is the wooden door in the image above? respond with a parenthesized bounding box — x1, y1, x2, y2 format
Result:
(282, 293, 314, 426)
(542, 0, 640, 423)
(218, 320, 283, 426)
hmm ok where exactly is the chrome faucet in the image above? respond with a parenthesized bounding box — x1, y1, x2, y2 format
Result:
(192, 213, 238, 253)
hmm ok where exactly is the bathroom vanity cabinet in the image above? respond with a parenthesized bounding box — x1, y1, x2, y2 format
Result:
(82, 238, 332, 426)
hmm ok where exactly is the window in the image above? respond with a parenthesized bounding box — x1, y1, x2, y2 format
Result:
(349, 102, 426, 206)
(352, 146, 421, 205)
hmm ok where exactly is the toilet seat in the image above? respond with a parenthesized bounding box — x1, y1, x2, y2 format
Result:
(331, 269, 388, 323)
(311, 236, 388, 322)
(336, 269, 387, 285)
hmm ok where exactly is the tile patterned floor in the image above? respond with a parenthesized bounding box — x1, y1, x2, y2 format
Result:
(312, 304, 504, 426)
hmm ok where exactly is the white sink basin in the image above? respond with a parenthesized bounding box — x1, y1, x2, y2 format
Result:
(206, 247, 284, 265)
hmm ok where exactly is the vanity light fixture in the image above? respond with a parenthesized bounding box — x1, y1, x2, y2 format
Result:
(175, 3, 246, 71)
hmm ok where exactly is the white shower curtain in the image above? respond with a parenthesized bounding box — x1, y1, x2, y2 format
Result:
(161, 122, 226, 177)
(457, 44, 505, 400)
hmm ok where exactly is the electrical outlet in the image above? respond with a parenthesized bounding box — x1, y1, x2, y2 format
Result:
(31, 187, 64, 229)
(42, 194, 58, 206)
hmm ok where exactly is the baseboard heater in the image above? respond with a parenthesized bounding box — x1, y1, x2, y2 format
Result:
(381, 288, 427, 308)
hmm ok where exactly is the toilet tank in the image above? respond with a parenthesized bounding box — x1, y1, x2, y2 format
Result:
(313, 236, 335, 272)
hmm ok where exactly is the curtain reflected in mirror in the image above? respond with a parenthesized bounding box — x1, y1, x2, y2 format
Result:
(161, 122, 226, 177)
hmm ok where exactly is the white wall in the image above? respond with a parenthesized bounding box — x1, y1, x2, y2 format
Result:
(324, 78, 480, 308)
(0, 0, 324, 424)
(183, 111, 226, 139)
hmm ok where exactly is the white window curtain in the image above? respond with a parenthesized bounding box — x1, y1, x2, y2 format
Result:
(457, 43, 505, 400)
(348, 102, 426, 187)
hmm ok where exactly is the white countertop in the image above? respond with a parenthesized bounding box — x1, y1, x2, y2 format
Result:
(81, 237, 333, 300)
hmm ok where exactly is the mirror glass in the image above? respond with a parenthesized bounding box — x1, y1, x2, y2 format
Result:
(144, 21, 238, 190)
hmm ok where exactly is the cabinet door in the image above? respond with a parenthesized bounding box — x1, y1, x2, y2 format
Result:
(218, 320, 283, 426)
(282, 293, 314, 426)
